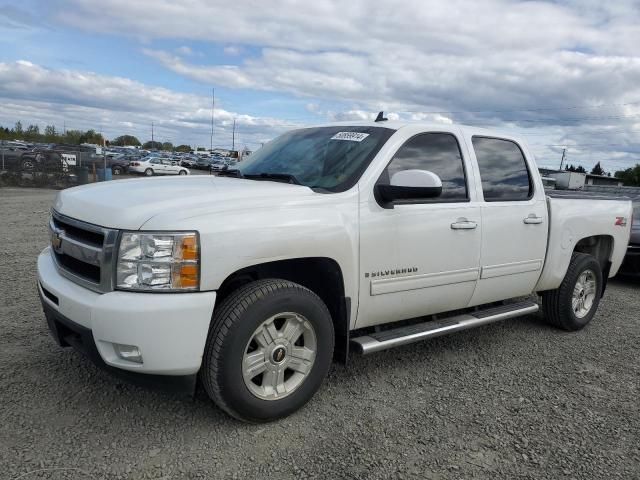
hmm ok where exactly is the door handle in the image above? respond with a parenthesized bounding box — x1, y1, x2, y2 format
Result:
(451, 219, 478, 230)
(523, 214, 543, 225)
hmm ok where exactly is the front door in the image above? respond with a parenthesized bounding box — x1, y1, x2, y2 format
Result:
(357, 131, 482, 329)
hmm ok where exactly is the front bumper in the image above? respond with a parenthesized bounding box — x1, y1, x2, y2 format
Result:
(37, 247, 216, 377)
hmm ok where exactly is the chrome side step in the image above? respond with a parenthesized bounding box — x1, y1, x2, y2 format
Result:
(351, 300, 539, 355)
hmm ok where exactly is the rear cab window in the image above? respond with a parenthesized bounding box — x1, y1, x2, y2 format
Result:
(472, 136, 533, 201)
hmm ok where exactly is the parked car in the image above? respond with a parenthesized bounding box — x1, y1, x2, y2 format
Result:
(128, 157, 189, 176)
(194, 157, 213, 170)
(103, 154, 130, 175)
(38, 121, 633, 422)
(619, 198, 640, 276)
(180, 157, 198, 168)
(2, 149, 68, 172)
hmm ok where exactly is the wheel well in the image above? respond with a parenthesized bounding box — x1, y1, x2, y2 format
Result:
(573, 235, 613, 295)
(216, 258, 350, 363)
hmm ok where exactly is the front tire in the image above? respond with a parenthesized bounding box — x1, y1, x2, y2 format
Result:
(201, 279, 334, 422)
(179, 169, 187, 175)
(112, 166, 122, 175)
(542, 252, 602, 331)
(144, 168, 154, 176)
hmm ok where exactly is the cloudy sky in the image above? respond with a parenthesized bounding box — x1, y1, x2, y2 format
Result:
(1, 0, 640, 171)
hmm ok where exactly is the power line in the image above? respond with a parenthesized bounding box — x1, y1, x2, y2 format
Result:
(398, 100, 640, 116)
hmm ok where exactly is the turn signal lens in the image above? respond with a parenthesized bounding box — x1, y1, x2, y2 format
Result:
(173, 264, 199, 289)
(178, 235, 199, 260)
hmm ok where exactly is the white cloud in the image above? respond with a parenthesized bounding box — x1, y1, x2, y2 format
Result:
(0, 61, 302, 148)
(223, 45, 243, 56)
(4, 0, 640, 169)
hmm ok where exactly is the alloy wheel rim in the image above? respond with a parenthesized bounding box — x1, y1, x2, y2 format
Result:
(572, 269, 597, 319)
(242, 312, 317, 401)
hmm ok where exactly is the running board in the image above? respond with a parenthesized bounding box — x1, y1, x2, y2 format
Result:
(351, 301, 539, 355)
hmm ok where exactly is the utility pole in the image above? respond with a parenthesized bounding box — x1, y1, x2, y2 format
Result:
(151, 121, 154, 148)
(210, 88, 215, 152)
(559, 148, 566, 170)
(232, 118, 236, 151)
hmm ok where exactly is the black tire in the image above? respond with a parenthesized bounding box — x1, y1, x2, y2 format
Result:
(144, 168, 154, 176)
(542, 252, 603, 331)
(112, 166, 122, 175)
(179, 169, 187, 175)
(201, 279, 334, 423)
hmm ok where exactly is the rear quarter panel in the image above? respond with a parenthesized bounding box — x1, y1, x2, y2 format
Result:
(535, 197, 633, 291)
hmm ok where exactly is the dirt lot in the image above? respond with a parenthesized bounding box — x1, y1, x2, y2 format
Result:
(1, 187, 639, 480)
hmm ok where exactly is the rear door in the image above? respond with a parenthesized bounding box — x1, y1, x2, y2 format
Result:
(465, 135, 547, 306)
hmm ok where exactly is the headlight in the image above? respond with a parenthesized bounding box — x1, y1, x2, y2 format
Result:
(116, 232, 200, 291)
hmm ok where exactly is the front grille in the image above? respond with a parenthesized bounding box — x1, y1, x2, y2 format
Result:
(50, 211, 118, 292)
(52, 216, 104, 247)
(53, 251, 101, 283)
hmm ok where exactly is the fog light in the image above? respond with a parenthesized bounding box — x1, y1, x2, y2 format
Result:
(114, 343, 143, 364)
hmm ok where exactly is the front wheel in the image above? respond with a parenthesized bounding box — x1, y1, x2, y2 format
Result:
(179, 169, 187, 175)
(144, 168, 154, 176)
(542, 252, 603, 331)
(112, 166, 122, 175)
(201, 279, 334, 422)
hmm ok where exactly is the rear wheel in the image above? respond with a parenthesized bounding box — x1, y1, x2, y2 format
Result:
(542, 252, 602, 331)
(112, 165, 122, 175)
(144, 168, 154, 176)
(179, 169, 187, 175)
(201, 279, 334, 422)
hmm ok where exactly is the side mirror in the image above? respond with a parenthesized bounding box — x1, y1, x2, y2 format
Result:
(376, 169, 443, 206)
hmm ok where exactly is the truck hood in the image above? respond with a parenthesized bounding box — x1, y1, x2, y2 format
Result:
(54, 176, 317, 230)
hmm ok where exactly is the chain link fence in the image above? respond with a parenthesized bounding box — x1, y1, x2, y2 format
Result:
(0, 149, 108, 188)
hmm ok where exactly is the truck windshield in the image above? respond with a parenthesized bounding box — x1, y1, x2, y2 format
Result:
(239, 126, 394, 192)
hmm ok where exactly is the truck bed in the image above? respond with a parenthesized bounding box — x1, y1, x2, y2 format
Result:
(546, 190, 631, 201)
(535, 194, 633, 292)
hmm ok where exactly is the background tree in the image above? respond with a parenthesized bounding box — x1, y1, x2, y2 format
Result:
(14, 121, 23, 136)
(615, 164, 640, 187)
(142, 140, 163, 150)
(44, 125, 57, 142)
(175, 144, 192, 152)
(575, 165, 586, 173)
(161, 142, 174, 151)
(25, 125, 40, 141)
(590, 161, 605, 176)
(111, 135, 141, 147)
(79, 129, 104, 145)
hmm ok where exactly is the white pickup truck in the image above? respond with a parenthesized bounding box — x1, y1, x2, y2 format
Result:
(37, 120, 633, 422)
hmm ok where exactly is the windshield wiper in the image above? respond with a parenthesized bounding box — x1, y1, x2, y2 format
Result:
(216, 168, 244, 178)
(243, 172, 302, 185)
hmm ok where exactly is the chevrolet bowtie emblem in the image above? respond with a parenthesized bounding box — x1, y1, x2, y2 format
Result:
(51, 229, 63, 252)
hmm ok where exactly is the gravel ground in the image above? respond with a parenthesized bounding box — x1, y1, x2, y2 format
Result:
(1, 187, 639, 480)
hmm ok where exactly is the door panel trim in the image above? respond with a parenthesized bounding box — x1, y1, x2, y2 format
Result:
(370, 267, 479, 296)
(480, 259, 542, 279)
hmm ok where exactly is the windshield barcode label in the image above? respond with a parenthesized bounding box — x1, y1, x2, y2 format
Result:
(330, 132, 370, 142)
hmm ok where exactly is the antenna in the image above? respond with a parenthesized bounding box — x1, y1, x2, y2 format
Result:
(375, 111, 388, 122)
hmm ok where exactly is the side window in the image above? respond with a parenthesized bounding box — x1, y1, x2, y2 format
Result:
(150, 159, 159, 164)
(472, 137, 533, 201)
(382, 133, 468, 201)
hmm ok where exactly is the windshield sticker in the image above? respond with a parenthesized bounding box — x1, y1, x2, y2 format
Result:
(330, 132, 370, 142)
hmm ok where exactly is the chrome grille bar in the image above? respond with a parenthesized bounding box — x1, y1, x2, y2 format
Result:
(50, 210, 119, 293)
